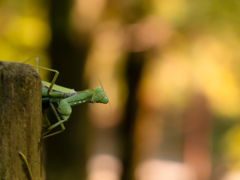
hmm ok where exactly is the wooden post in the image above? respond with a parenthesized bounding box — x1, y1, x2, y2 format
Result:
(0, 61, 43, 180)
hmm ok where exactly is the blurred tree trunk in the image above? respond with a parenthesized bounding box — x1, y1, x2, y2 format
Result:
(121, 52, 146, 180)
(183, 93, 212, 180)
(46, 0, 90, 179)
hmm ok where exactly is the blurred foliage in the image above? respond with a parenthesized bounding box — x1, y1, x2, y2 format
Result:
(1, 0, 240, 180)
(0, 0, 51, 79)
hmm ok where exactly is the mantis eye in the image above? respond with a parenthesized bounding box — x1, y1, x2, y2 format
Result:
(95, 86, 102, 93)
(100, 97, 109, 104)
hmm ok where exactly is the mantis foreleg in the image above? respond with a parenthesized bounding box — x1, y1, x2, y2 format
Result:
(41, 100, 69, 139)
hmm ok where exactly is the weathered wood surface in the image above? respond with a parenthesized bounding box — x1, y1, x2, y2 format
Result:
(0, 61, 43, 180)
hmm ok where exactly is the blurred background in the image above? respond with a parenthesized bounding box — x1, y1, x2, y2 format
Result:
(1, 0, 240, 180)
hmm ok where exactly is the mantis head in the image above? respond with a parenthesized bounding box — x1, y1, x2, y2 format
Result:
(92, 86, 109, 104)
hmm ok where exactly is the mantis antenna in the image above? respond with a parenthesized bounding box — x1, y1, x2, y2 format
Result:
(96, 77, 112, 113)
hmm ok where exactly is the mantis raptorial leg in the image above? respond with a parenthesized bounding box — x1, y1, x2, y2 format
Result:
(18, 151, 33, 180)
(41, 100, 66, 138)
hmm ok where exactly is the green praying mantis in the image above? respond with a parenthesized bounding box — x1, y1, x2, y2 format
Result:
(23, 56, 109, 139)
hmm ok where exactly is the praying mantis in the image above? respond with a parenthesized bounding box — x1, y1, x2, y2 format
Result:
(23, 56, 109, 138)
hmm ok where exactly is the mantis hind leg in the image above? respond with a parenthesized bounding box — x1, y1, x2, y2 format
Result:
(22, 56, 59, 95)
(42, 110, 51, 127)
(22, 56, 39, 73)
(18, 151, 33, 180)
(41, 100, 67, 139)
(31, 65, 59, 95)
